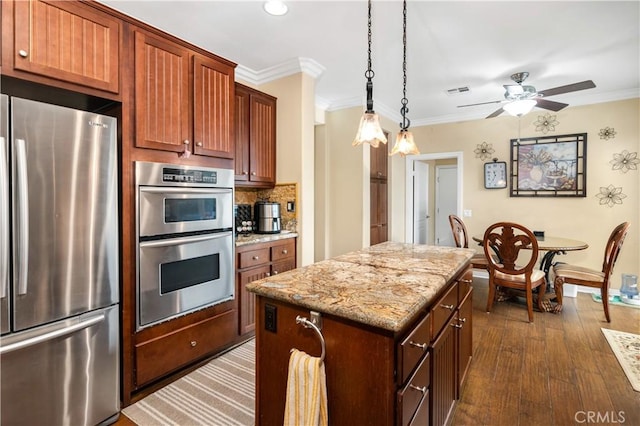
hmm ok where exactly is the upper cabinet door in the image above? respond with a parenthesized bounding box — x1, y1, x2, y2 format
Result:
(234, 86, 250, 181)
(193, 55, 234, 159)
(248, 92, 276, 184)
(134, 31, 190, 153)
(13, 0, 120, 94)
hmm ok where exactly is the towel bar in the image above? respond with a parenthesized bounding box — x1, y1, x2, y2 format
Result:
(295, 315, 326, 362)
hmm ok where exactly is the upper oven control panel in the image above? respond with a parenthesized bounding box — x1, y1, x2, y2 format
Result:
(162, 167, 218, 184)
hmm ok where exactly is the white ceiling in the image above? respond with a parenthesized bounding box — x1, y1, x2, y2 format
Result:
(101, 0, 640, 125)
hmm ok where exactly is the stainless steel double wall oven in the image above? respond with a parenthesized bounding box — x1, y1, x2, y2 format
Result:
(136, 161, 234, 330)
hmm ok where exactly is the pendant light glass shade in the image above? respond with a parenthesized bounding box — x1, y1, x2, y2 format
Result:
(503, 99, 536, 117)
(353, 112, 387, 147)
(353, 0, 387, 148)
(390, 129, 419, 156)
(390, 0, 420, 157)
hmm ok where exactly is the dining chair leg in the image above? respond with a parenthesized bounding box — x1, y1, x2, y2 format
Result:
(525, 288, 534, 323)
(486, 277, 496, 313)
(536, 285, 546, 313)
(553, 278, 564, 310)
(601, 287, 611, 323)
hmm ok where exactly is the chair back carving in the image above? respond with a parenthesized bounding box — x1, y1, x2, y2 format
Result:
(602, 222, 630, 280)
(483, 222, 539, 276)
(449, 215, 469, 248)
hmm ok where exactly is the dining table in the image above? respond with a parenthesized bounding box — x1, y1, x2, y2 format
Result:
(472, 234, 589, 288)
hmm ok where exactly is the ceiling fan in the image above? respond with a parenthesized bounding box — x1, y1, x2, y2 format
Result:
(458, 72, 596, 118)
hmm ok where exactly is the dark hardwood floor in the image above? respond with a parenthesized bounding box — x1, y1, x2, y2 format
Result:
(451, 277, 640, 426)
(116, 277, 640, 425)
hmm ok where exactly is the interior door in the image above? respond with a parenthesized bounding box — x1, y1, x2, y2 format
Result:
(435, 165, 457, 246)
(413, 161, 429, 244)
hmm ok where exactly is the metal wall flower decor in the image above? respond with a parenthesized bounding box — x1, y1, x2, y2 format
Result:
(474, 142, 494, 161)
(599, 127, 617, 140)
(596, 184, 627, 207)
(610, 150, 639, 173)
(533, 113, 559, 134)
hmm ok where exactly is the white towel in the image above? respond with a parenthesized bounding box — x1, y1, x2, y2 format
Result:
(283, 349, 328, 426)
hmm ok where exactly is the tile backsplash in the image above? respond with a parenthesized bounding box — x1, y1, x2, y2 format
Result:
(235, 183, 298, 231)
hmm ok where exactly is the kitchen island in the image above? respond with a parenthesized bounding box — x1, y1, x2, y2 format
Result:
(247, 242, 475, 425)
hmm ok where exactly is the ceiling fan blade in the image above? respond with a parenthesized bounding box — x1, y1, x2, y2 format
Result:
(486, 107, 504, 119)
(457, 99, 503, 108)
(535, 98, 569, 112)
(538, 80, 596, 97)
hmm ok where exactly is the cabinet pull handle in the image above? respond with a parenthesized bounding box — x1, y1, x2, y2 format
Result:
(451, 323, 463, 329)
(18, 50, 28, 58)
(183, 140, 190, 145)
(408, 341, 427, 350)
(282, 249, 288, 254)
(459, 317, 467, 323)
(196, 142, 203, 147)
(460, 278, 472, 284)
(252, 256, 259, 260)
(440, 304, 455, 310)
(190, 340, 197, 347)
(409, 384, 427, 394)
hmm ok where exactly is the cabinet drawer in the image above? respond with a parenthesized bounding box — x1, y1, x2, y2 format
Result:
(397, 353, 430, 426)
(458, 268, 473, 304)
(271, 239, 295, 262)
(431, 282, 458, 340)
(135, 309, 236, 386)
(272, 259, 296, 275)
(238, 247, 270, 269)
(398, 313, 430, 384)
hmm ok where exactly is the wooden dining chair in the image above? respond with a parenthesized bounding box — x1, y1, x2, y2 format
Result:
(552, 222, 630, 322)
(483, 222, 546, 323)
(448, 214, 492, 271)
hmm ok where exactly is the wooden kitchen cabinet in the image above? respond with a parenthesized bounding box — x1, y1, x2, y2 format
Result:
(5, 0, 121, 95)
(234, 83, 277, 187)
(236, 238, 296, 336)
(134, 30, 234, 159)
(370, 131, 389, 245)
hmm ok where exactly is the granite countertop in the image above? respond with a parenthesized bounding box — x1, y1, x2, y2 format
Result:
(246, 241, 475, 332)
(235, 231, 298, 247)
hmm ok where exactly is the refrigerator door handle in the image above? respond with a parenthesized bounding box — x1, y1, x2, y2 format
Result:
(0, 136, 7, 299)
(14, 138, 29, 295)
(0, 312, 105, 355)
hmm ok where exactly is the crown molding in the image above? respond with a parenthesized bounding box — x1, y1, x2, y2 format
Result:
(235, 57, 325, 86)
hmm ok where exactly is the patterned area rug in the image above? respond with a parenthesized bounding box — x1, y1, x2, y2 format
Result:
(123, 339, 255, 425)
(601, 329, 640, 392)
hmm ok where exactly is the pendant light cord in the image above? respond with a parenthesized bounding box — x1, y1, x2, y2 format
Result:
(399, 0, 410, 131)
(364, 0, 375, 112)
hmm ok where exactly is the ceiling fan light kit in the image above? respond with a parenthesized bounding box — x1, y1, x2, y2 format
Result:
(503, 99, 537, 117)
(353, 0, 387, 148)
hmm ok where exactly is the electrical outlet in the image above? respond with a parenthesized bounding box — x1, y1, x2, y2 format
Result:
(286, 201, 295, 212)
(265, 304, 277, 332)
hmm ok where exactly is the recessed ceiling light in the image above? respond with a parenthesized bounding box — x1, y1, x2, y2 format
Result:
(264, 1, 288, 16)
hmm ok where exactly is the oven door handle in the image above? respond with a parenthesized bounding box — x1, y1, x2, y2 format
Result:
(139, 187, 231, 195)
(139, 232, 232, 248)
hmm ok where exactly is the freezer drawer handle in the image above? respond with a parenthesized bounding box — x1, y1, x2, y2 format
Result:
(0, 313, 105, 355)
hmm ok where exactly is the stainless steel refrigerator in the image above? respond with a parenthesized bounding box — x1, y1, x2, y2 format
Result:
(0, 95, 120, 425)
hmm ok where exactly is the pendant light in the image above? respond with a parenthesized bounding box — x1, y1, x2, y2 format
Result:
(390, 0, 419, 157)
(353, 0, 387, 148)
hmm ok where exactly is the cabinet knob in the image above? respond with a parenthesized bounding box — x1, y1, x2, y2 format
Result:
(282, 249, 288, 254)
(196, 142, 203, 147)
(377, 171, 382, 177)
(251, 172, 256, 176)
(252, 255, 259, 260)
(409, 384, 427, 394)
(266, 272, 271, 277)
(451, 323, 463, 329)
(440, 304, 455, 311)
(183, 140, 190, 145)
(273, 270, 279, 275)
(408, 340, 427, 350)
(190, 340, 197, 347)
(459, 317, 467, 323)
(18, 50, 28, 58)
(243, 171, 248, 175)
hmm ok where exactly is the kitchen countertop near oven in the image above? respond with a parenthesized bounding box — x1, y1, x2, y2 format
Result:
(235, 231, 298, 247)
(246, 241, 474, 332)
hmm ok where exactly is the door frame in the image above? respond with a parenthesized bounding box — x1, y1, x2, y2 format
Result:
(405, 151, 464, 243)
